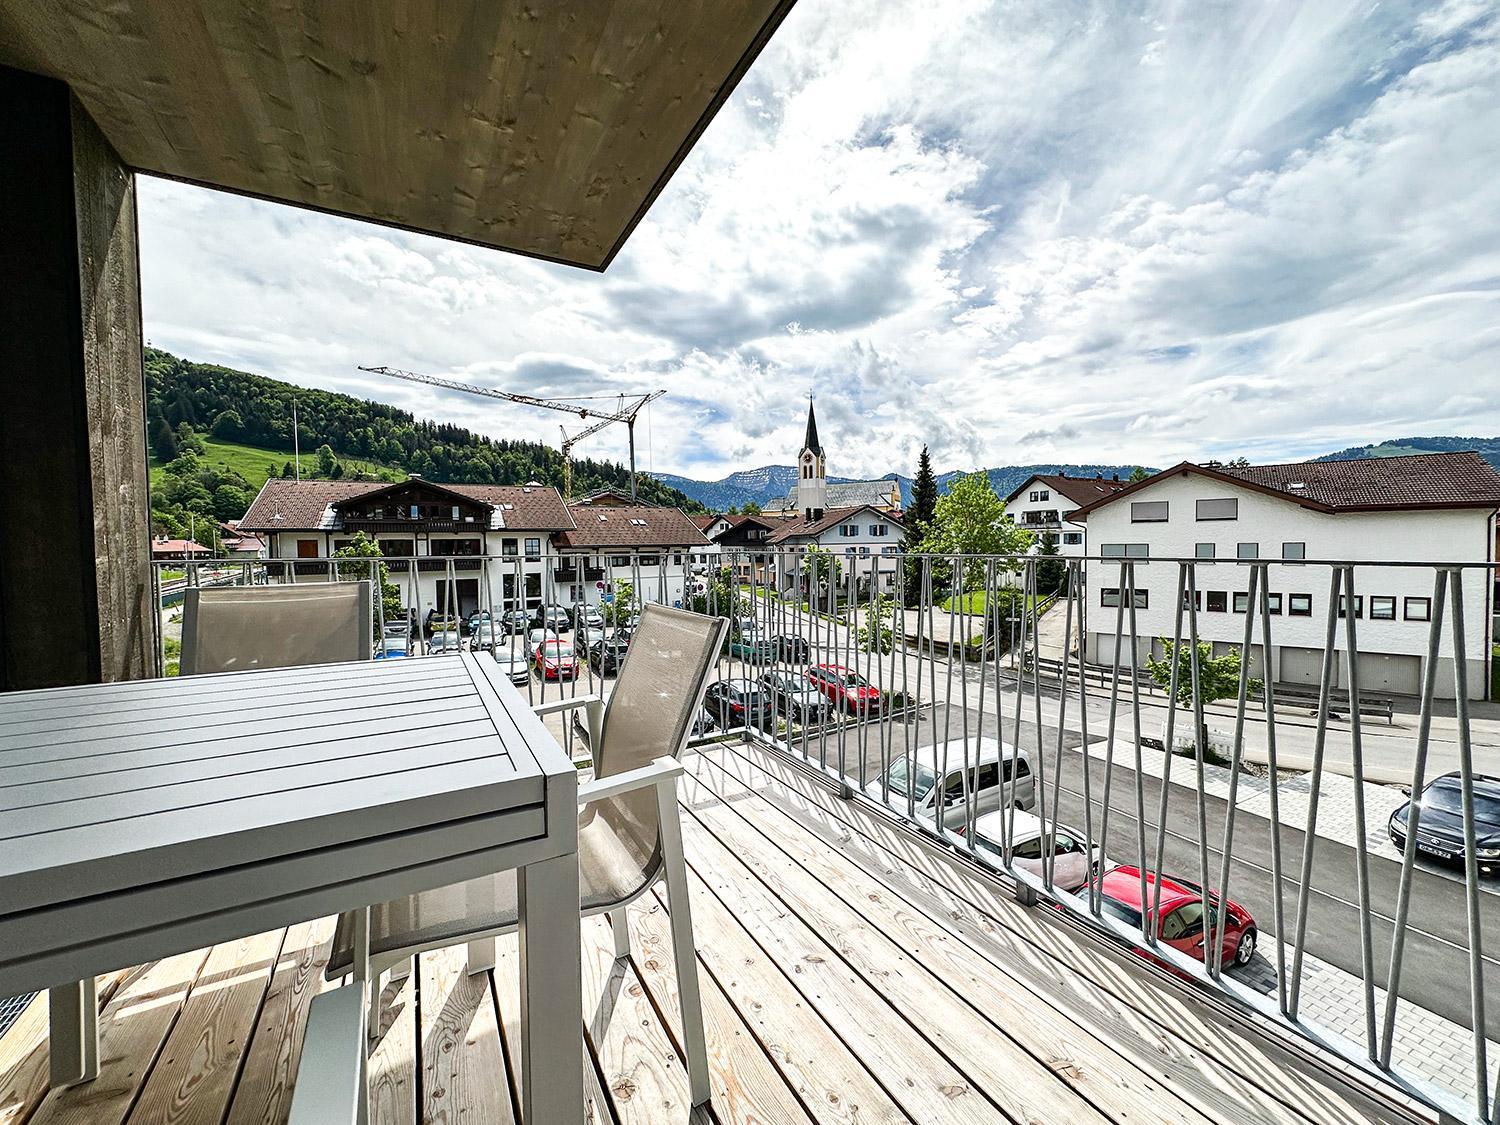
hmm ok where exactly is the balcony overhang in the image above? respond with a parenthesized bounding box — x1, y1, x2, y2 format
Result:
(0, 0, 797, 269)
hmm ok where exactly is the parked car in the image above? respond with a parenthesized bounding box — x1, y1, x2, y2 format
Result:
(469, 621, 508, 652)
(427, 630, 463, 655)
(807, 663, 882, 715)
(1094, 866, 1258, 969)
(573, 604, 605, 631)
(588, 636, 631, 676)
(863, 740, 1035, 828)
(526, 626, 560, 650)
(464, 610, 492, 636)
(374, 635, 409, 659)
(690, 708, 719, 739)
(532, 605, 572, 632)
(486, 646, 531, 686)
(958, 809, 1108, 891)
(773, 634, 810, 663)
(500, 608, 532, 633)
(531, 639, 579, 680)
(728, 627, 776, 664)
(757, 669, 825, 724)
(1389, 771, 1500, 876)
(702, 679, 776, 731)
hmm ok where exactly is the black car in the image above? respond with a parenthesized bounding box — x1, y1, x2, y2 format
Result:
(588, 636, 631, 676)
(532, 605, 572, 633)
(773, 633, 810, 663)
(1389, 772, 1500, 876)
(702, 679, 776, 731)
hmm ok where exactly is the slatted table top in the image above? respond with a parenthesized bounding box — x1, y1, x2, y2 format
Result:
(0, 653, 568, 922)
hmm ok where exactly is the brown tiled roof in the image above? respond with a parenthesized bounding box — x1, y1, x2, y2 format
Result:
(691, 514, 720, 530)
(238, 479, 575, 532)
(766, 505, 904, 544)
(1004, 473, 1130, 506)
(1071, 452, 1500, 519)
(555, 505, 711, 549)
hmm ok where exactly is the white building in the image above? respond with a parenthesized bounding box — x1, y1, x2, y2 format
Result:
(239, 477, 575, 619)
(1070, 454, 1500, 699)
(1002, 472, 1129, 557)
(552, 503, 712, 609)
(766, 505, 905, 596)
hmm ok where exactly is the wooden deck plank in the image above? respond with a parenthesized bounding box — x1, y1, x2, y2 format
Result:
(418, 946, 515, 1125)
(368, 962, 417, 1125)
(223, 918, 336, 1125)
(124, 929, 285, 1125)
(578, 917, 708, 1125)
(27, 948, 211, 1125)
(491, 934, 615, 1125)
(713, 741, 1403, 1125)
(0, 971, 134, 1125)
(621, 899, 818, 1125)
(685, 757, 1220, 1125)
(676, 823, 1006, 1124)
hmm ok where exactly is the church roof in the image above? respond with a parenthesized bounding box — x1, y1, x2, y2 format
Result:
(802, 400, 824, 457)
(770, 479, 901, 512)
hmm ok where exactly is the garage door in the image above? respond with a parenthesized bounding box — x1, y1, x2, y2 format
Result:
(1278, 646, 1327, 688)
(1353, 652, 1422, 696)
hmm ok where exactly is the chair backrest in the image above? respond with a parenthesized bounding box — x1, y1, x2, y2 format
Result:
(180, 582, 372, 675)
(579, 604, 727, 905)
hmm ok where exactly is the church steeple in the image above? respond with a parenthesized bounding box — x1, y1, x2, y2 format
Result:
(797, 395, 827, 521)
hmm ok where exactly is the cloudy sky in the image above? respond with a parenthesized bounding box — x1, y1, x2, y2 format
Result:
(139, 0, 1500, 482)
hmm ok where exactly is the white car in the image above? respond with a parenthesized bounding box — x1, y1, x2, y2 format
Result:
(959, 809, 1108, 892)
(864, 739, 1036, 828)
(526, 626, 560, 650)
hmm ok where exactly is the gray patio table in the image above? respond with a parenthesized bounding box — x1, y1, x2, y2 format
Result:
(0, 651, 582, 1125)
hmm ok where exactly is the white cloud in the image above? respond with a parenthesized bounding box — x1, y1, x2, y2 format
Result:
(138, 0, 1500, 480)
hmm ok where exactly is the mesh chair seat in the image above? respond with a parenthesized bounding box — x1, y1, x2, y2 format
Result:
(181, 583, 372, 675)
(327, 603, 725, 979)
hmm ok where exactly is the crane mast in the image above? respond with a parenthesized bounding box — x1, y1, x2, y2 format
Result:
(359, 365, 664, 499)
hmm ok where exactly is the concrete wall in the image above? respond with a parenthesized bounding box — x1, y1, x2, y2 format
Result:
(0, 67, 153, 690)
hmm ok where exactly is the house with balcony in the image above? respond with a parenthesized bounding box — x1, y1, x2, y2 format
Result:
(1003, 472, 1130, 556)
(707, 512, 784, 583)
(1070, 452, 1500, 698)
(238, 477, 575, 619)
(766, 504, 905, 596)
(553, 502, 711, 608)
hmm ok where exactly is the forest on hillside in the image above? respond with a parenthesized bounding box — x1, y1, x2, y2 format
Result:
(144, 348, 699, 545)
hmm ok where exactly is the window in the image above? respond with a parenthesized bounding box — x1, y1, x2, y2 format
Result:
(1195, 542, 1216, 561)
(502, 538, 518, 556)
(1370, 596, 1396, 620)
(1063, 533, 1082, 545)
(1233, 592, 1250, 613)
(377, 539, 414, 558)
(1030, 488, 1050, 502)
(1181, 589, 1201, 610)
(609, 555, 631, 568)
(1338, 595, 1363, 619)
(1289, 593, 1313, 616)
(430, 538, 481, 557)
(870, 524, 889, 536)
(1237, 542, 1259, 561)
(1130, 500, 1169, 522)
(1206, 590, 1227, 612)
(1267, 593, 1283, 615)
(1282, 542, 1305, 562)
(1405, 596, 1431, 622)
(524, 537, 541, 557)
(1102, 588, 1147, 608)
(839, 524, 858, 537)
(1196, 498, 1239, 521)
(639, 555, 660, 566)
(1100, 543, 1150, 558)
(1160, 902, 1205, 942)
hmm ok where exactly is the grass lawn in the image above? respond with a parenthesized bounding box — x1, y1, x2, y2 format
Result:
(941, 590, 1049, 614)
(150, 437, 396, 492)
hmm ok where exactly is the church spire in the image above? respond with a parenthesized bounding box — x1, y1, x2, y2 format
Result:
(803, 397, 824, 458)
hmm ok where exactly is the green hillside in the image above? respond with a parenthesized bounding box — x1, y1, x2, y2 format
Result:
(147, 436, 395, 494)
(1314, 436, 1500, 470)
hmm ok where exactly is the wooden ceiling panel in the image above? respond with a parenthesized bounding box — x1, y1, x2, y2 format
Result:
(0, 0, 795, 269)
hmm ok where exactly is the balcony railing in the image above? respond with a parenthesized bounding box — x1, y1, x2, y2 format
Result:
(147, 547, 1500, 1123)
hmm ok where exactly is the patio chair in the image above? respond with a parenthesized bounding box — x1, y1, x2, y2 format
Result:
(180, 582, 372, 674)
(325, 603, 727, 1106)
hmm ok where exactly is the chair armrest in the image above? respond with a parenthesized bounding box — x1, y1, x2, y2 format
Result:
(287, 983, 365, 1125)
(533, 694, 603, 717)
(578, 756, 683, 804)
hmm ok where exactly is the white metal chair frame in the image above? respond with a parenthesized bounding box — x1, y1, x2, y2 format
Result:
(332, 606, 727, 1112)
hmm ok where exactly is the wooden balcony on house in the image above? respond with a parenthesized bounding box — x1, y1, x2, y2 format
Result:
(0, 740, 1424, 1125)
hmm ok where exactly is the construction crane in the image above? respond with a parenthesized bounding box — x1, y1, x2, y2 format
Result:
(359, 365, 665, 499)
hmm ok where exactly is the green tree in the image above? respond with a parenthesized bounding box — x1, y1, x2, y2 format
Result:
(856, 594, 896, 654)
(685, 565, 743, 621)
(741, 500, 762, 515)
(331, 531, 403, 627)
(316, 444, 338, 478)
(603, 579, 637, 626)
(919, 472, 1034, 592)
(901, 445, 938, 606)
(175, 422, 206, 455)
(210, 409, 243, 440)
(802, 544, 842, 604)
(211, 484, 253, 522)
(1035, 530, 1065, 595)
(1145, 639, 1262, 757)
(1127, 466, 1151, 483)
(150, 415, 179, 462)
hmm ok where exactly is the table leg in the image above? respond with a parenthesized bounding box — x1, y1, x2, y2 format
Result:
(517, 851, 582, 1125)
(48, 979, 98, 1087)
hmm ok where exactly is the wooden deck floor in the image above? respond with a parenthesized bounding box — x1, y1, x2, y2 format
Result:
(0, 740, 1429, 1125)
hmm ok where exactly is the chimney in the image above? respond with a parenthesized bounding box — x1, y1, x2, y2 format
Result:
(1111, 473, 1119, 481)
(408, 472, 422, 480)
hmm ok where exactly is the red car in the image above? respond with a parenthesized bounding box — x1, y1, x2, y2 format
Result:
(1094, 865, 1257, 968)
(532, 639, 580, 680)
(806, 663, 882, 715)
